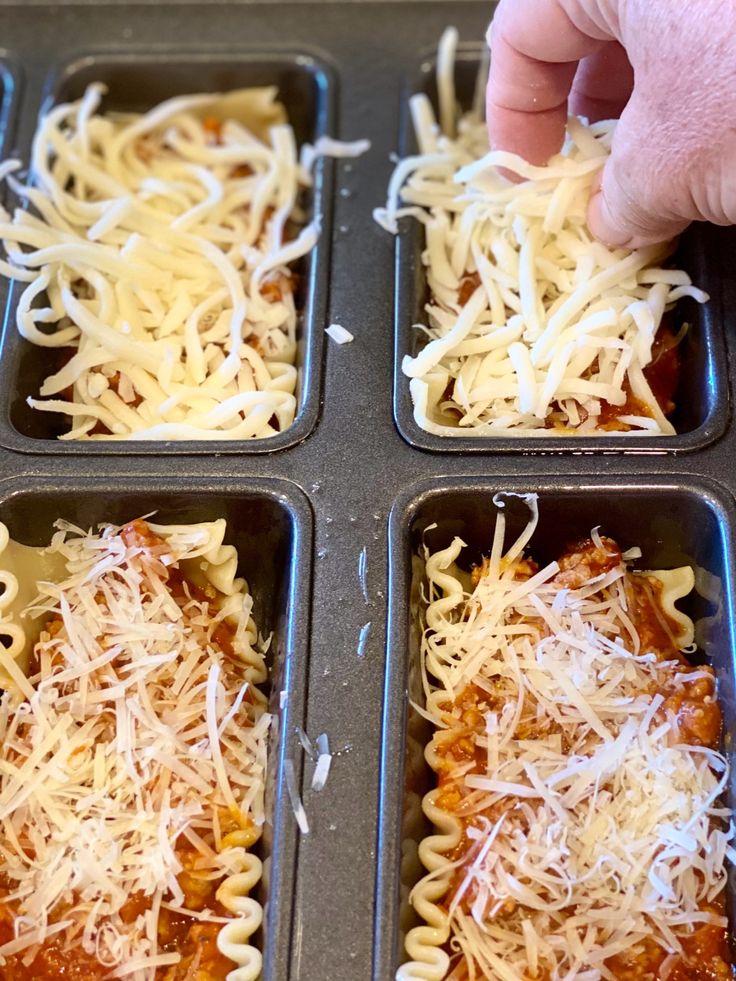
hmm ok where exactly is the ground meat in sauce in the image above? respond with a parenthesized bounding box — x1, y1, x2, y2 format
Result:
(605, 913, 733, 980)
(471, 555, 539, 588)
(0, 878, 232, 980)
(660, 666, 722, 748)
(457, 272, 481, 306)
(552, 535, 623, 589)
(435, 537, 731, 981)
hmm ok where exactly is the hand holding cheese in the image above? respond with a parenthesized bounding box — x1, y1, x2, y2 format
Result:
(486, 0, 736, 248)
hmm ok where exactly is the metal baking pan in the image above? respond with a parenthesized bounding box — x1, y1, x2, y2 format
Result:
(392, 45, 731, 455)
(0, 54, 20, 159)
(377, 474, 736, 978)
(0, 473, 312, 980)
(0, 2, 734, 979)
(0, 47, 335, 455)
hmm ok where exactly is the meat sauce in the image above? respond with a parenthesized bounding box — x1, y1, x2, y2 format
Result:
(0, 883, 232, 981)
(596, 321, 681, 432)
(0, 520, 246, 980)
(433, 537, 731, 981)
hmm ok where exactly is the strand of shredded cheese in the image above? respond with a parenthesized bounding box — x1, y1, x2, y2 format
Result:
(375, 29, 708, 437)
(0, 520, 270, 979)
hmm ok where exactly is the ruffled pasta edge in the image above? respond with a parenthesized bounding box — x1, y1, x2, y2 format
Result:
(216, 848, 265, 981)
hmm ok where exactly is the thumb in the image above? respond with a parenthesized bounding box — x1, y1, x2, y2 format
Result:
(587, 170, 689, 250)
(586, 98, 691, 249)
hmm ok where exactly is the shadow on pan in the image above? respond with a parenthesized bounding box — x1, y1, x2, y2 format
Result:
(0, 53, 20, 157)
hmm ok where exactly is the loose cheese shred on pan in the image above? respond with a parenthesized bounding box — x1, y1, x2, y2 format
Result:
(312, 733, 332, 792)
(401, 494, 734, 980)
(295, 724, 317, 760)
(376, 28, 709, 437)
(0, 519, 270, 977)
(300, 135, 372, 171)
(284, 758, 310, 835)
(325, 323, 354, 344)
(0, 85, 365, 441)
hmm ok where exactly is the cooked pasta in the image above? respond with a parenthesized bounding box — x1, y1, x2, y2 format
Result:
(375, 30, 708, 436)
(0, 517, 270, 979)
(401, 495, 733, 980)
(0, 85, 330, 440)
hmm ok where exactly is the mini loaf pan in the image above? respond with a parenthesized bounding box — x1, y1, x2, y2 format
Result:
(0, 49, 335, 455)
(392, 44, 731, 454)
(376, 475, 736, 979)
(0, 474, 313, 980)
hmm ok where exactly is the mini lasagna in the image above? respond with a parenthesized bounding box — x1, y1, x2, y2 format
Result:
(0, 85, 315, 440)
(376, 30, 708, 437)
(400, 496, 733, 980)
(0, 517, 270, 979)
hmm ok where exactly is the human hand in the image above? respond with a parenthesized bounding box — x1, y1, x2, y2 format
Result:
(486, 0, 736, 248)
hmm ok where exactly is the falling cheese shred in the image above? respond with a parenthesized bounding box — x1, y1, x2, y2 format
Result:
(0, 518, 271, 979)
(376, 29, 708, 437)
(400, 495, 734, 981)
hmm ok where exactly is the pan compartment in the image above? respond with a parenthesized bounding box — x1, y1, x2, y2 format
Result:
(392, 45, 730, 454)
(377, 476, 736, 978)
(0, 474, 313, 979)
(0, 49, 335, 454)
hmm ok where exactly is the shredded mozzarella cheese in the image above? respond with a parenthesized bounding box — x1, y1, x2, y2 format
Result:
(0, 85, 364, 440)
(376, 30, 708, 436)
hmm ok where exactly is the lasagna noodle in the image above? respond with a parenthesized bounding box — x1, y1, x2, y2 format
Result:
(0, 518, 271, 980)
(400, 500, 732, 981)
(375, 30, 708, 437)
(0, 85, 313, 441)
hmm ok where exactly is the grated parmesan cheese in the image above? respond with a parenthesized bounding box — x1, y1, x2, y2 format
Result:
(312, 733, 332, 793)
(401, 494, 733, 980)
(0, 519, 270, 978)
(325, 323, 354, 345)
(295, 724, 317, 760)
(284, 758, 309, 835)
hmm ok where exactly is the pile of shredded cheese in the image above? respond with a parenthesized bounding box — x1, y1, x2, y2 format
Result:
(403, 495, 734, 980)
(0, 519, 270, 977)
(0, 85, 366, 440)
(375, 29, 708, 436)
